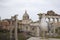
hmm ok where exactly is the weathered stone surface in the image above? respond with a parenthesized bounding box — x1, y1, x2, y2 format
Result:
(27, 37, 60, 40)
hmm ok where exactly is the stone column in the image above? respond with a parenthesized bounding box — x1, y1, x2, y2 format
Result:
(56, 18, 59, 22)
(15, 15, 18, 40)
(10, 17, 12, 40)
(53, 25, 56, 37)
(48, 18, 50, 22)
(36, 27, 40, 37)
(14, 15, 18, 40)
(53, 18, 55, 22)
(53, 24, 55, 36)
(39, 17, 41, 22)
(48, 22, 52, 37)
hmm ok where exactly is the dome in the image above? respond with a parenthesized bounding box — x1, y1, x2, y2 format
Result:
(23, 11, 29, 17)
(23, 10, 29, 20)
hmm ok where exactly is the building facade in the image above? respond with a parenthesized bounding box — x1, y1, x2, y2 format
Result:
(18, 10, 60, 36)
(0, 10, 60, 37)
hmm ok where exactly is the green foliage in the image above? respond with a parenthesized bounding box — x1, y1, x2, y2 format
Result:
(18, 33, 26, 40)
(0, 29, 9, 33)
(0, 32, 26, 40)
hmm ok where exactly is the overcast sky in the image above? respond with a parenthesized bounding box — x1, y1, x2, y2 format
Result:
(0, 0, 60, 21)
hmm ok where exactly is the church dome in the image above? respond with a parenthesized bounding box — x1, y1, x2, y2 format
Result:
(23, 10, 29, 20)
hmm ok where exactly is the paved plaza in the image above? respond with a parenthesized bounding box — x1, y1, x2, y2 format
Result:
(27, 37, 60, 40)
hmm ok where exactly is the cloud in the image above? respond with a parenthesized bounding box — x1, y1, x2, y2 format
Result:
(0, 0, 60, 21)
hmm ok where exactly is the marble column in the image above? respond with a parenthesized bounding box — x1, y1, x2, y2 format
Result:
(48, 18, 50, 22)
(10, 17, 13, 40)
(36, 27, 40, 37)
(14, 15, 18, 40)
(52, 18, 56, 36)
(39, 17, 41, 22)
(53, 25, 56, 37)
(48, 23, 52, 37)
(53, 18, 55, 22)
(56, 18, 59, 22)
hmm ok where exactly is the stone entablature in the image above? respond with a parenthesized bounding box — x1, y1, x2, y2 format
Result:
(38, 10, 60, 22)
(45, 16, 60, 18)
(38, 10, 60, 16)
(47, 10, 58, 16)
